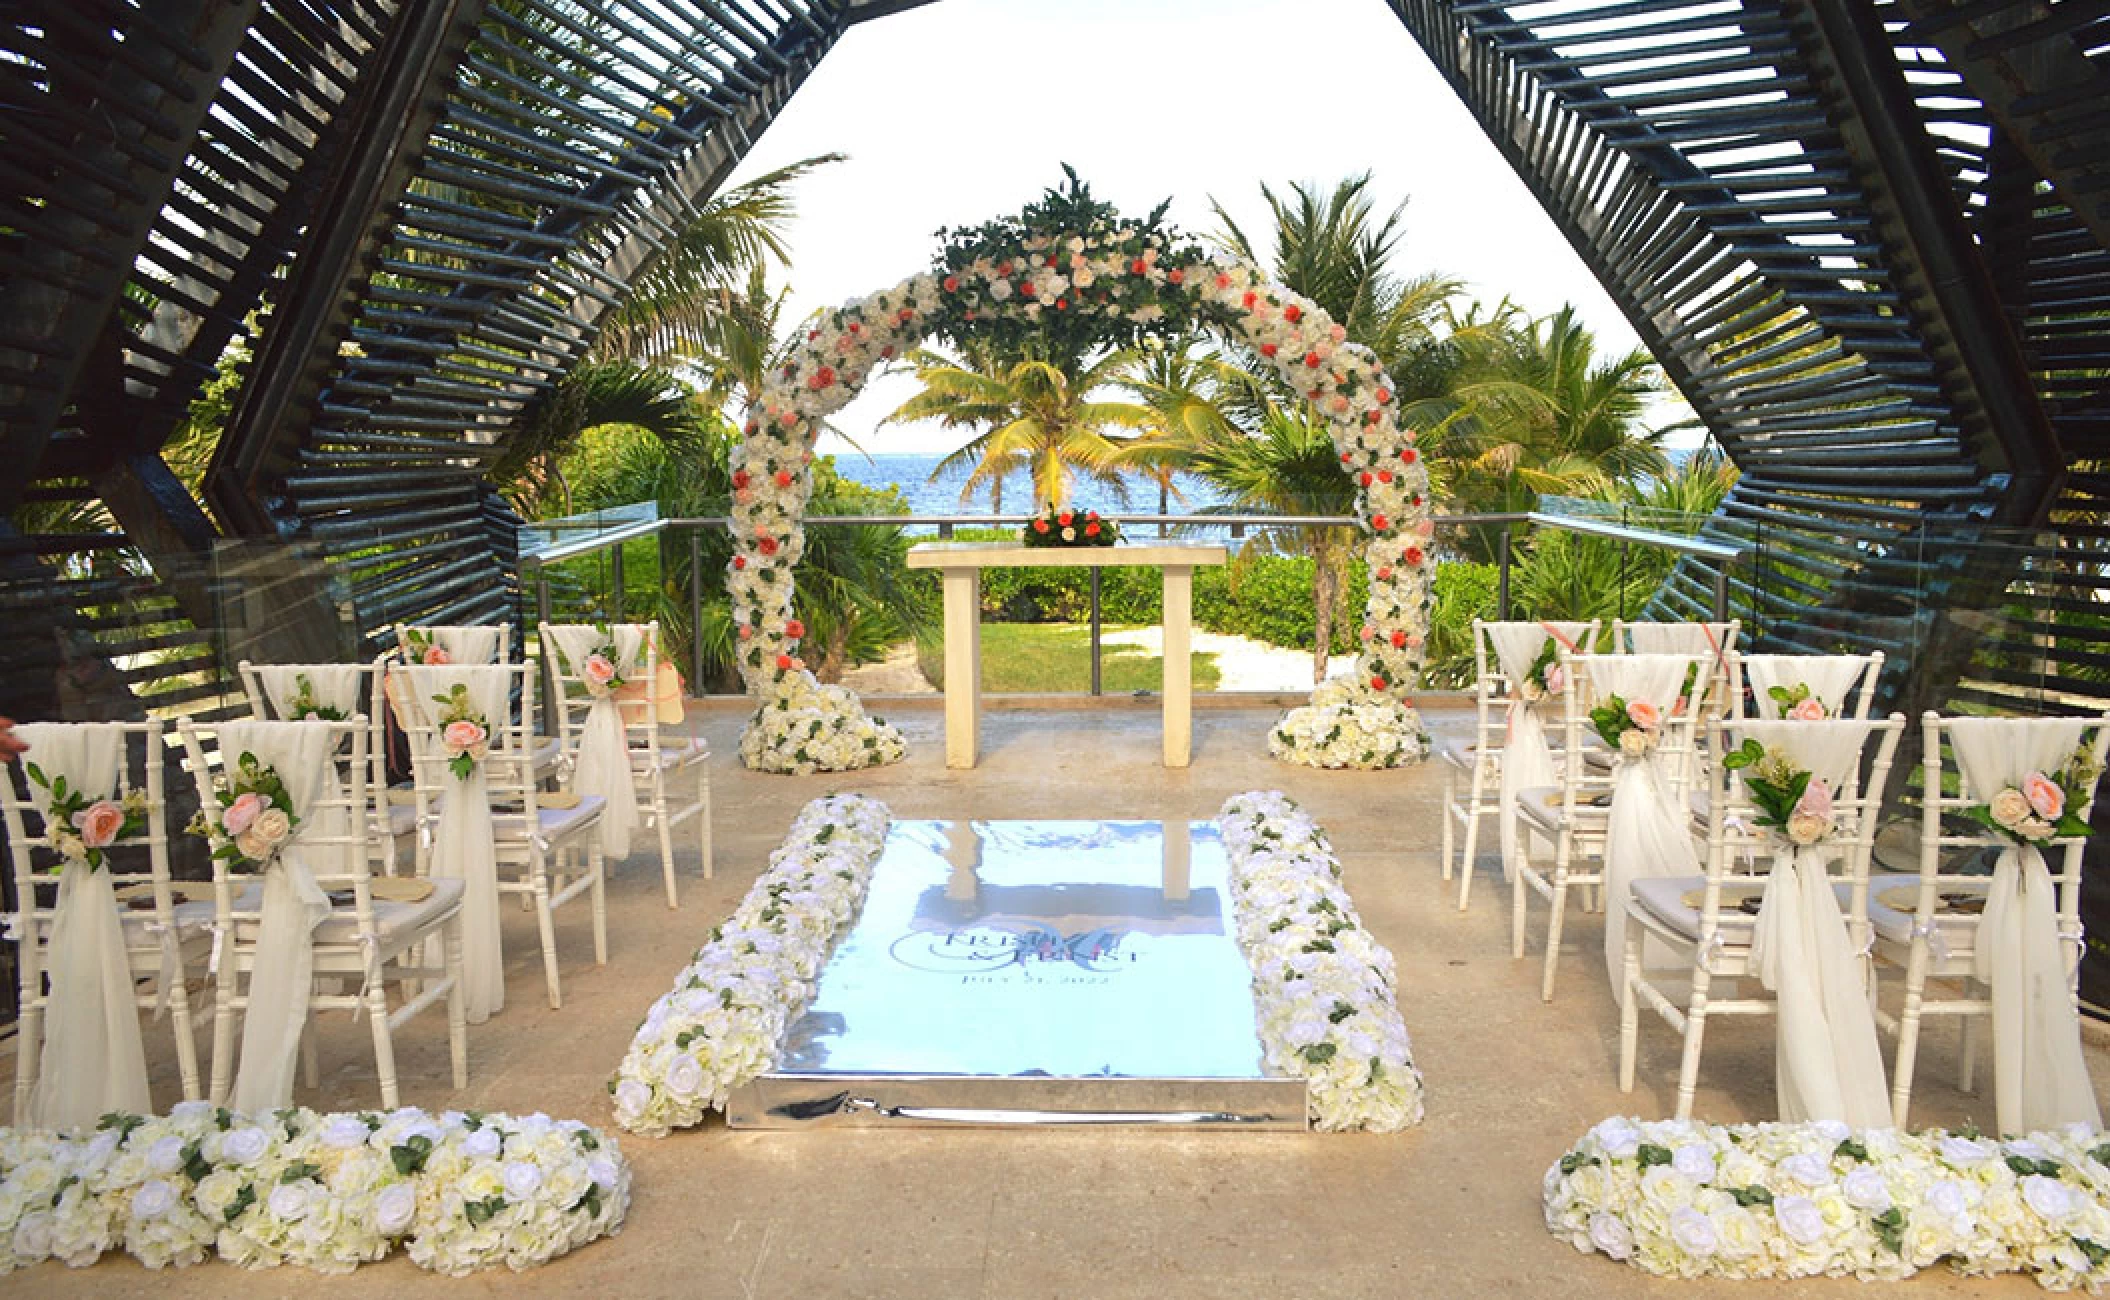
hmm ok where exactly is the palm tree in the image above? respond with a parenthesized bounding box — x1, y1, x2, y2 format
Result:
(884, 343, 1155, 513)
(490, 362, 704, 517)
(589, 154, 841, 369)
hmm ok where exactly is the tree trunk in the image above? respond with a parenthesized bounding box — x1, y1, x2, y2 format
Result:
(1311, 541, 1337, 684)
(814, 620, 852, 684)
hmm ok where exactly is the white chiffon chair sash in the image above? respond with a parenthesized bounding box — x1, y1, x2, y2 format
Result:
(253, 664, 366, 719)
(547, 624, 646, 859)
(216, 720, 345, 1114)
(401, 626, 502, 665)
(1593, 654, 1702, 993)
(13, 723, 152, 1130)
(1489, 621, 1591, 882)
(1948, 717, 2101, 1134)
(1740, 719, 1892, 1127)
(399, 664, 507, 1023)
(1742, 655, 1869, 718)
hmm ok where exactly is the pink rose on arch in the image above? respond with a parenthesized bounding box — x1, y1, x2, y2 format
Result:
(222, 790, 268, 836)
(421, 644, 451, 666)
(1543, 665, 1565, 696)
(72, 800, 126, 849)
(442, 719, 488, 760)
(1787, 697, 1827, 722)
(1626, 698, 1662, 732)
(2024, 770, 2065, 822)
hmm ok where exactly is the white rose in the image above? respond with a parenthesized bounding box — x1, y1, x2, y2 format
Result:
(1672, 1144, 1717, 1183)
(587, 1156, 619, 1191)
(1774, 1194, 1827, 1245)
(1669, 1206, 1719, 1258)
(1618, 728, 1652, 758)
(192, 1169, 243, 1219)
(219, 1126, 270, 1166)
(13, 1211, 54, 1258)
(1714, 1206, 1766, 1259)
(267, 1181, 312, 1221)
(1843, 1166, 1892, 1213)
(463, 1127, 502, 1160)
(321, 1114, 369, 1149)
(1940, 1137, 1992, 1167)
(374, 1183, 417, 1235)
(1989, 788, 2033, 830)
(130, 1179, 178, 1220)
(1925, 1179, 1972, 1220)
(503, 1161, 543, 1200)
(1779, 1152, 1833, 1187)
(146, 1135, 186, 1175)
(1588, 1211, 1633, 1260)
(2024, 1174, 2082, 1222)
(663, 1053, 706, 1100)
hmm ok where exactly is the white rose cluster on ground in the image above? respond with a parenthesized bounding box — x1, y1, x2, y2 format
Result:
(1266, 675, 1430, 770)
(0, 1102, 628, 1276)
(738, 674, 906, 775)
(1216, 791, 1425, 1132)
(1546, 1115, 2110, 1289)
(610, 794, 891, 1136)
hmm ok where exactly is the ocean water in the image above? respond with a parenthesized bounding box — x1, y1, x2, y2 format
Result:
(824, 452, 1228, 535)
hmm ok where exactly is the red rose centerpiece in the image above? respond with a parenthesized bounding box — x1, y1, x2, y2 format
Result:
(1020, 504, 1120, 548)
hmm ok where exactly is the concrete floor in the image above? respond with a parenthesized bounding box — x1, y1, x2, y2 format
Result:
(8, 696, 2090, 1298)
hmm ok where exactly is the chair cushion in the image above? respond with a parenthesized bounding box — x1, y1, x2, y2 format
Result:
(1516, 784, 1610, 833)
(492, 794, 605, 844)
(1434, 732, 1480, 772)
(1631, 874, 1763, 942)
(1862, 872, 1981, 950)
(224, 876, 465, 946)
(642, 739, 708, 771)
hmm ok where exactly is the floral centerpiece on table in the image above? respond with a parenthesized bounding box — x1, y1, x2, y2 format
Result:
(429, 684, 491, 780)
(189, 752, 299, 869)
(284, 673, 346, 722)
(1721, 739, 1835, 845)
(1590, 694, 1663, 759)
(1021, 505, 1117, 548)
(1769, 682, 1829, 721)
(1964, 743, 2098, 845)
(22, 764, 147, 871)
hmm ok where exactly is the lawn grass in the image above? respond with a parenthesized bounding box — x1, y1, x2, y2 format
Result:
(915, 623, 1221, 693)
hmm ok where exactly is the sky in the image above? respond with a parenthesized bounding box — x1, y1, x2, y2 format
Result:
(722, 0, 1689, 454)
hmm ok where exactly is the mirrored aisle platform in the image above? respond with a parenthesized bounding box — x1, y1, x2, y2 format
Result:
(727, 820, 1307, 1129)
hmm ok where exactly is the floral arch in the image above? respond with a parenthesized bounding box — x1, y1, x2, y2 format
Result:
(726, 178, 1434, 773)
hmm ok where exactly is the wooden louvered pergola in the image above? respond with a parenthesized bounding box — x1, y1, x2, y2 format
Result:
(4, 2, 2110, 966)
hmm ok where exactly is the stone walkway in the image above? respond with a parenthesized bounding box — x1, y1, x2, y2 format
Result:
(12, 699, 2093, 1297)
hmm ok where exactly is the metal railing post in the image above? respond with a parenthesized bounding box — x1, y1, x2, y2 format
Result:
(609, 541, 624, 621)
(1089, 568, 1103, 696)
(1497, 524, 1513, 620)
(689, 528, 704, 690)
(1713, 563, 1730, 623)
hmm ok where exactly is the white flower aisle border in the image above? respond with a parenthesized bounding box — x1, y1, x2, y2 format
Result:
(610, 794, 890, 1136)
(0, 1102, 629, 1277)
(1215, 791, 1425, 1131)
(727, 173, 1432, 773)
(1546, 1116, 2110, 1289)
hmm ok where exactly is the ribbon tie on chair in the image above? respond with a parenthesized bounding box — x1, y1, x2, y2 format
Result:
(1948, 716, 2102, 1134)
(1593, 655, 1703, 995)
(1488, 623, 1590, 883)
(215, 720, 344, 1115)
(401, 664, 508, 1025)
(13, 723, 154, 1130)
(549, 624, 646, 860)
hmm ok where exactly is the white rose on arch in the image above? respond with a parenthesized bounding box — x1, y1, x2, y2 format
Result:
(726, 228, 1434, 774)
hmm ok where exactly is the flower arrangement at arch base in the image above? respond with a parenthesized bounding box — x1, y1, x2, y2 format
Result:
(1546, 1115, 2110, 1289)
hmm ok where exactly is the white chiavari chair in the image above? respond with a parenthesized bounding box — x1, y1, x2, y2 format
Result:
(1619, 713, 1903, 1120)
(175, 717, 467, 1110)
(1437, 619, 1505, 909)
(3, 720, 206, 1125)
